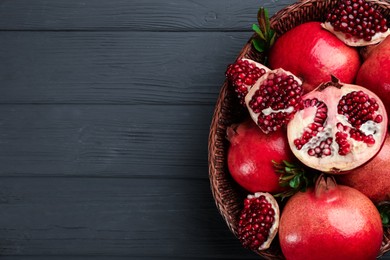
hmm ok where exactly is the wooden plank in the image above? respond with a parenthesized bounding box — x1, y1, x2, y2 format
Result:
(0, 0, 291, 31)
(0, 31, 249, 105)
(0, 104, 214, 178)
(0, 177, 257, 259)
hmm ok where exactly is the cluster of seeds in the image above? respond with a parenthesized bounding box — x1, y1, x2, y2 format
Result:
(307, 137, 333, 157)
(248, 72, 303, 133)
(238, 195, 276, 251)
(335, 123, 352, 155)
(326, 0, 388, 41)
(338, 90, 383, 128)
(293, 99, 330, 158)
(226, 60, 268, 105)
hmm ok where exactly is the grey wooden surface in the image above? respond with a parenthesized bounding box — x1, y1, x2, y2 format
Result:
(0, 0, 389, 259)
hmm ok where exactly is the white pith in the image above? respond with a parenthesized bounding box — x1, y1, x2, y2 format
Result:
(321, 22, 390, 47)
(287, 84, 388, 172)
(248, 192, 280, 251)
(262, 106, 294, 116)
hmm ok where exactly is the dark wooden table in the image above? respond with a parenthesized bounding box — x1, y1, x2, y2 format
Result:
(0, 0, 389, 259)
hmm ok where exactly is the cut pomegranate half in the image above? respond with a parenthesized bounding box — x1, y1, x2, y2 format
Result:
(322, 0, 390, 46)
(225, 58, 270, 105)
(238, 192, 280, 251)
(287, 79, 388, 173)
(245, 68, 303, 134)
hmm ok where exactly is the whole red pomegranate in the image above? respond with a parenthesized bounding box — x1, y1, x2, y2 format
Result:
(287, 79, 388, 173)
(227, 119, 294, 193)
(279, 175, 383, 260)
(338, 133, 390, 203)
(356, 35, 390, 118)
(269, 22, 361, 93)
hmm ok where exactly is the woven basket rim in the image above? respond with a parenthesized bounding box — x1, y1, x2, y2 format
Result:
(208, 0, 390, 259)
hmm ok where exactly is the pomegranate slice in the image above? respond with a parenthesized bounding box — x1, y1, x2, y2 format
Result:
(238, 192, 279, 251)
(322, 0, 390, 46)
(225, 58, 270, 105)
(287, 79, 388, 173)
(245, 68, 303, 134)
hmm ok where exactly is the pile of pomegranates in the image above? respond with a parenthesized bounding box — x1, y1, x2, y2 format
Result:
(223, 0, 390, 259)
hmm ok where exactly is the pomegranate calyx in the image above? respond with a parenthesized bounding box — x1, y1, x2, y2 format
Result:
(273, 160, 317, 200)
(226, 124, 238, 143)
(317, 76, 343, 91)
(314, 174, 338, 199)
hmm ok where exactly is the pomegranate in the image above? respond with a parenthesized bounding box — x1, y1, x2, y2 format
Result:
(225, 59, 269, 105)
(245, 68, 303, 134)
(226, 119, 294, 194)
(337, 133, 390, 203)
(237, 192, 279, 251)
(269, 22, 361, 93)
(287, 78, 388, 173)
(322, 0, 390, 46)
(356, 35, 390, 118)
(279, 175, 383, 260)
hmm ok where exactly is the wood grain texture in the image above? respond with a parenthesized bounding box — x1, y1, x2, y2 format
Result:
(0, 177, 257, 259)
(0, 105, 213, 178)
(0, 31, 249, 105)
(0, 0, 291, 31)
(2, 0, 389, 259)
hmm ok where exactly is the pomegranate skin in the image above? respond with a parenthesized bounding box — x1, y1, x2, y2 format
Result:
(269, 22, 361, 93)
(356, 36, 390, 119)
(279, 178, 383, 260)
(338, 133, 390, 203)
(227, 119, 293, 194)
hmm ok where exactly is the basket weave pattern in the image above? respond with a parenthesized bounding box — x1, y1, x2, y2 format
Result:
(208, 0, 390, 259)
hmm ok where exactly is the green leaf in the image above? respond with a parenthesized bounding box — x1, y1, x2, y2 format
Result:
(279, 182, 290, 188)
(257, 8, 267, 36)
(274, 160, 318, 200)
(252, 7, 276, 54)
(381, 212, 389, 226)
(269, 30, 276, 46)
(264, 8, 271, 36)
(252, 38, 265, 52)
(283, 160, 295, 168)
(378, 203, 390, 227)
(252, 24, 266, 40)
(289, 175, 301, 189)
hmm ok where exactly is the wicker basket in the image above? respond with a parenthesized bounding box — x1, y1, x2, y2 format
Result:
(208, 0, 390, 259)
